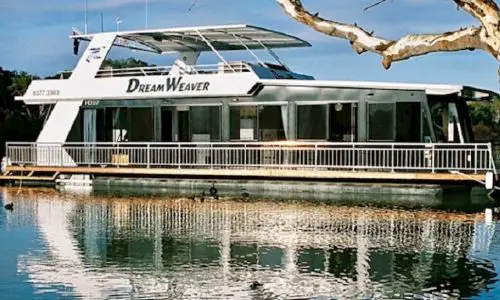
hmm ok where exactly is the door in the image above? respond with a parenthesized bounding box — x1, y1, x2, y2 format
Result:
(161, 107, 173, 142)
(178, 110, 190, 142)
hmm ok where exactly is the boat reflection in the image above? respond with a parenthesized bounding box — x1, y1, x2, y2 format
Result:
(1, 188, 498, 299)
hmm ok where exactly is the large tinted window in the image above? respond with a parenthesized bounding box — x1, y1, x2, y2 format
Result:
(329, 103, 356, 142)
(259, 106, 287, 141)
(368, 103, 394, 141)
(103, 107, 129, 142)
(230, 106, 258, 140)
(428, 99, 448, 142)
(130, 108, 153, 142)
(297, 105, 326, 140)
(395, 102, 421, 142)
(190, 106, 221, 141)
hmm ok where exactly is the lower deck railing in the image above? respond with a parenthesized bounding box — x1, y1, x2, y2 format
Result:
(4, 142, 497, 174)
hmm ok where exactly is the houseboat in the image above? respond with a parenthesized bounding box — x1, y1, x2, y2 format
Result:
(1, 24, 499, 198)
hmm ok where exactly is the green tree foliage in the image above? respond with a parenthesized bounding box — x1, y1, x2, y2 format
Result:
(469, 102, 495, 127)
(1, 58, 150, 158)
(468, 99, 500, 142)
(0, 68, 46, 158)
(101, 58, 150, 69)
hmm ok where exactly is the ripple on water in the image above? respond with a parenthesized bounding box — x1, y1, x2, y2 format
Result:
(0, 187, 499, 299)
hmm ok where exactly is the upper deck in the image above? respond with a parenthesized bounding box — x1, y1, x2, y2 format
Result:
(16, 24, 317, 104)
(80, 24, 313, 81)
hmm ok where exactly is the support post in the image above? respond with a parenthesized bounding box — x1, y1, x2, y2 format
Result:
(314, 144, 318, 171)
(474, 144, 478, 174)
(257, 40, 290, 71)
(244, 144, 247, 170)
(391, 144, 395, 172)
(431, 144, 436, 173)
(178, 144, 181, 169)
(147, 144, 151, 168)
(231, 33, 265, 66)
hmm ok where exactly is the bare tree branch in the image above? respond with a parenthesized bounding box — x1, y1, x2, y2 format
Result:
(276, 0, 500, 69)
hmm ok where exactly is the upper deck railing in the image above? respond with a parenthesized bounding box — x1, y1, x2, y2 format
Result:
(4, 142, 497, 175)
(95, 62, 252, 78)
(53, 62, 254, 79)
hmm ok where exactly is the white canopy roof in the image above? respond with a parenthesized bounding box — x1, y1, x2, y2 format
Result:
(71, 24, 311, 53)
(259, 79, 498, 99)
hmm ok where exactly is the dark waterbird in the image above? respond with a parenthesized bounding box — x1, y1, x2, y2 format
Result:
(188, 194, 205, 203)
(250, 281, 263, 290)
(4, 203, 13, 211)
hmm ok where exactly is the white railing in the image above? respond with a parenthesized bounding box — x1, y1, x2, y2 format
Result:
(94, 62, 252, 78)
(5, 142, 497, 174)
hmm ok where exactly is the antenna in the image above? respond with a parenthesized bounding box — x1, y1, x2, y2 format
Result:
(116, 17, 123, 32)
(145, 0, 149, 29)
(188, 0, 200, 11)
(100, 12, 104, 32)
(84, 0, 88, 34)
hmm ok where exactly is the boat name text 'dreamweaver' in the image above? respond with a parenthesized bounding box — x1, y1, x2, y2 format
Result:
(126, 77, 210, 94)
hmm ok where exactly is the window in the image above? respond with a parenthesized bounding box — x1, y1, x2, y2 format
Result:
(259, 105, 287, 141)
(329, 103, 357, 142)
(231, 105, 287, 141)
(68, 109, 84, 142)
(96, 108, 106, 142)
(395, 102, 421, 142)
(190, 106, 221, 141)
(230, 106, 258, 140)
(103, 107, 129, 142)
(428, 99, 448, 142)
(129, 108, 154, 142)
(368, 103, 394, 141)
(297, 105, 326, 140)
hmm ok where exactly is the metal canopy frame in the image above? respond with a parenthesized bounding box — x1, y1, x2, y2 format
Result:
(70, 24, 311, 54)
(70, 25, 305, 71)
(194, 29, 234, 71)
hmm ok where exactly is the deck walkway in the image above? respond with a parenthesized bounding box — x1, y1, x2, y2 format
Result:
(0, 165, 489, 184)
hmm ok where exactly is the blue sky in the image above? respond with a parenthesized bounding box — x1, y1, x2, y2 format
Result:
(0, 0, 498, 92)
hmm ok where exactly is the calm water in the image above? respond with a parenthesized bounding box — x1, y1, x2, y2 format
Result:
(1, 188, 500, 299)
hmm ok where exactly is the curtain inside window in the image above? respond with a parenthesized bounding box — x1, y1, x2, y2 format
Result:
(281, 105, 288, 140)
(83, 109, 96, 143)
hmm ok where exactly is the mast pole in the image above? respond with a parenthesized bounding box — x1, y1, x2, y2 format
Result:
(145, 0, 149, 29)
(84, 0, 88, 34)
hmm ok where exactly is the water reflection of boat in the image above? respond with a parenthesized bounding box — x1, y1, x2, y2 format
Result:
(2, 188, 497, 299)
(88, 183, 494, 211)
